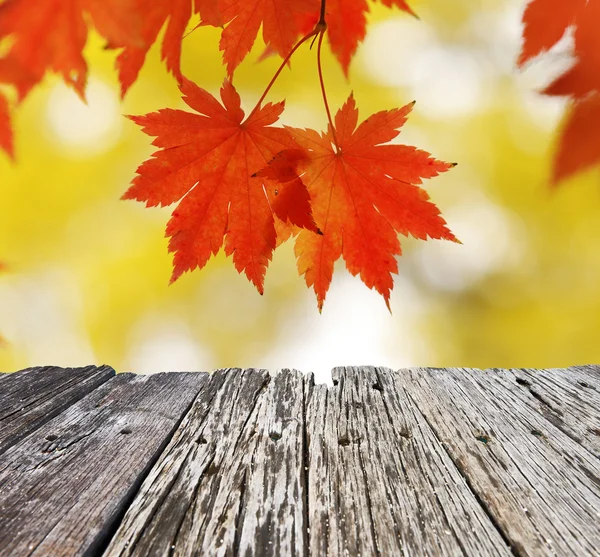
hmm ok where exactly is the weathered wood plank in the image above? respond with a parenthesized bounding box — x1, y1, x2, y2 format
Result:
(0, 365, 115, 455)
(231, 369, 307, 557)
(0, 371, 206, 556)
(305, 366, 511, 557)
(403, 367, 600, 556)
(104, 368, 307, 557)
(502, 366, 600, 457)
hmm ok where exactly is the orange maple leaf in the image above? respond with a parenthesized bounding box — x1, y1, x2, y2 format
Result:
(543, 0, 600, 98)
(116, 0, 214, 96)
(219, 0, 319, 77)
(518, 0, 585, 67)
(264, 95, 456, 310)
(0, 0, 142, 100)
(124, 78, 317, 292)
(0, 94, 13, 159)
(323, 0, 415, 76)
(195, 0, 222, 27)
(552, 94, 600, 184)
(518, 0, 600, 184)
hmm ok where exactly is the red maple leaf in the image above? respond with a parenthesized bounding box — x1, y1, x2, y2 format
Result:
(518, 0, 600, 184)
(124, 78, 317, 292)
(0, 0, 142, 100)
(543, 0, 600, 98)
(552, 94, 600, 184)
(195, 0, 222, 26)
(324, 0, 415, 76)
(263, 95, 456, 310)
(0, 94, 13, 159)
(116, 0, 213, 96)
(518, 0, 585, 67)
(219, 0, 319, 77)
(518, 0, 600, 98)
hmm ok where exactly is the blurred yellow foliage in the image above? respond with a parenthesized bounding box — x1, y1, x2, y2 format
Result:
(2, 0, 600, 381)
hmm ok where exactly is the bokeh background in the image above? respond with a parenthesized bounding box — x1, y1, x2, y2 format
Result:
(2, 0, 600, 384)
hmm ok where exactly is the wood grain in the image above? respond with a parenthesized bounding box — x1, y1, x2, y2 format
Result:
(1, 365, 599, 556)
(305, 366, 511, 557)
(0, 365, 115, 455)
(0, 372, 206, 556)
(402, 366, 600, 555)
(105, 368, 308, 557)
(506, 365, 600, 457)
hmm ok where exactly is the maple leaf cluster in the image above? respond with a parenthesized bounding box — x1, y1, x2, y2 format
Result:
(0, 0, 414, 154)
(0, 0, 457, 309)
(519, 0, 600, 184)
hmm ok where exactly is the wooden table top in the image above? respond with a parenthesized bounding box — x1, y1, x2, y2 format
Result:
(0, 364, 599, 556)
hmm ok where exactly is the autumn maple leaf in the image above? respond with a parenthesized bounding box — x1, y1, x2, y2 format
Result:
(0, 0, 142, 100)
(518, 0, 600, 184)
(124, 78, 317, 292)
(518, 0, 585, 67)
(543, 0, 600, 98)
(552, 94, 600, 184)
(518, 0, 600, 98)
(0, 95, 13, 159)
(263, 95, 456, 310)
(322, 0, 416, 76)
(115, 0, 218, 96)
(219, 0, 319, 77)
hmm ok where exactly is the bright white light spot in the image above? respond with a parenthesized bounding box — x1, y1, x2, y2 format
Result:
(0, 268, 97, 366)
(360, 18, 433, 88)
(280, 103, 323, 130)
(361, 19, 489, 117)
(409, 47, 488, 118)
(257, 274, 425, 385)
(416, 195, 528, 292)
(126, 316, 212, 374)
(46, 78, 122, 156)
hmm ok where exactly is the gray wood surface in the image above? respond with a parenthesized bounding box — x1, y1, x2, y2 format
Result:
(105, 368, 308, 557)
(0, 365, 115, 455)
(402, 366, 600, 555)
(1, 365, 599, 556)
(0, 372, 207, 556)
(107, 367, 512, 557)
(507, 365, 600, 457)
(306, 367, 511, 557)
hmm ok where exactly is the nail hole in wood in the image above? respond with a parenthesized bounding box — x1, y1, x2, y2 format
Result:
(399, 428, 412, 439)
(196, 436, 208, 445)
(531, 429, 544, 438)
(270, 432, 282, 442)
(372, 383, 383, 392)
(206, 464, 219, 476)
(475, 434, 491, 445)
(333, 379, 339, 386)
(45, 434, 58, 442)
(338, 436, 351, 447)
(515, 378, 531, 387)
(120, 428, 132, 435)
(578, 381, 591, 389)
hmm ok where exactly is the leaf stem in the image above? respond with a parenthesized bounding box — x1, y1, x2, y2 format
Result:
(247, 30, 318, 121)
(319, 0, 327, 25)
(317, 30, 339, 151)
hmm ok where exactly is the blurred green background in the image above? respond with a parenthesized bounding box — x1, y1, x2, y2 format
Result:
(2, 0, 600, 383)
